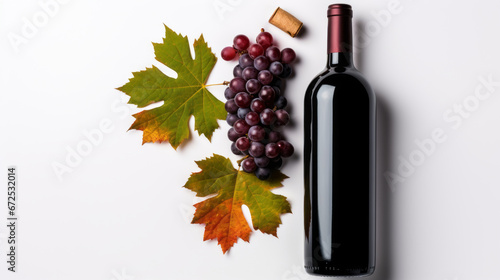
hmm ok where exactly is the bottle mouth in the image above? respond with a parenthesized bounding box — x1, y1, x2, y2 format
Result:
(327, 3, 352, 17)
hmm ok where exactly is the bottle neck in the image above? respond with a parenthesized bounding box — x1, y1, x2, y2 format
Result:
(327, 4, 353, 68)
(327, 52, 353, 68)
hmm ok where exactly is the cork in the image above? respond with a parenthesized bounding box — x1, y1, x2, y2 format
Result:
(269, 7, 303, 38)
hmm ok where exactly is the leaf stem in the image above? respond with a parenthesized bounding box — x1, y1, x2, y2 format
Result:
(205, 81, 229, 87)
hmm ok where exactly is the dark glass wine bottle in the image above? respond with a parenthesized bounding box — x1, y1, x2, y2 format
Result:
(304, 4, 376, 276)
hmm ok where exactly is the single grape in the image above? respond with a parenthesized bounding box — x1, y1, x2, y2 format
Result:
(259, 86, 275, 102)
(225, 99, 238, 114)
(245, 111, 260, 126)
(246, 79, 262, 95)
(267, 130, 282, 143)
(265, 46, 281, 62)
(249, 142, 265, 158)
(260, 108, 276, 125)
(231, 142, 242, 155)
(221, 46, 237, 61)
(256, 31, 273, 49)
(228, 128, 244, 142)
(272, 86, 281, 97)
(274, 95, 288, 109)
(254, 55, 270, 71)
(237, 107, 251, 119)
(269, 156, 283, 169)
(255, 167, 271, 180)
(265, 143, 281, 159)
(248, 125, 266, 142)
(235, 136, 250, 151)
(269, 61, 284, 76)
(233, 34, 250, 50)
(233, 119, 250, 134)
(248, 43, 264, 59)
(233, 64, 243, 78)
(281, 48, 296, 64)
(274, 109, 290, 126)
(239, 53, 254, 68)
(226, 113, 239, 126)
(278, 63, 292, 78)
(242, 66, 259, 80)
(242, 157, 257, 173)
(258, 70, 273, 85)
(234, 92, 251, 108)
(250, 98, 265, 113)
(224, 87, 236, 100)
(254, 156, 270, 168)
(229, 77, 246, 93)
(277, 140, 294, 157)
(270, 76, 284, 88)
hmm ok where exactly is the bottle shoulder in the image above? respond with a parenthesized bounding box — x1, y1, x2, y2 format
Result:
(306, 67, 374, 99)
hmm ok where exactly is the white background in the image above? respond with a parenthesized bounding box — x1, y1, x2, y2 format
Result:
(1, 0, 500, 279)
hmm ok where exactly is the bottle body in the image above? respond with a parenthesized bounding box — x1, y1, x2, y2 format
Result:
(304, 52, 376, 276)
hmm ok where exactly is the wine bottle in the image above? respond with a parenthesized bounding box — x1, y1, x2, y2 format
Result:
(304, 4, 376, 276)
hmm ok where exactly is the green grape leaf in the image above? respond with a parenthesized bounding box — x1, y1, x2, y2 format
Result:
(118, 25, 225, 149)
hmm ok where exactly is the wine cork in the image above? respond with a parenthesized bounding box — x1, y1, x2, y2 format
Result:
(269, 7, 303, 38)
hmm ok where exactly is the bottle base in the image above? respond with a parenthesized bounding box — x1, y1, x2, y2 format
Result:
(304, 265, 375, 277)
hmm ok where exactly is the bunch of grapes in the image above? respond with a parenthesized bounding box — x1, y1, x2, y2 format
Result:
(221, 30, 295, 180)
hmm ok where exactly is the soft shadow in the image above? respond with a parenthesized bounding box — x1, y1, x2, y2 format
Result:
(355, 17, 395, 280)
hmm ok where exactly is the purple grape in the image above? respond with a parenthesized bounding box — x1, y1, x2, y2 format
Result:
(248, 43, 264, 59)
(250, 98, 265, 113)
(256, 31, 273, 49)
(233, 119, 250, 134)
(270, 76, 284, 88)
(267, 131, 282, 143)
(259, 86, 275, 102)
(231, 142, 242, 155)
(237, 107, 251, 119)
(260, 108, 276, 126)
(225, 87, 236, 100)
(269, 156, 283, 169)
(254, 55, 270, 71)
(233, 65, 243, 78)
(234, 34, 250, 50)
(242, 157, 257, 173)
(265, 143, 280, 159)
(229, 77, 246, 93)
(255, 167, 271, 180)
(277, 140, 294, 157)
(269, 61, 284, 76)
(225, 99, 238, 114)
(275, 109, 290, 126)
(281, 48, 296, 64)
(235, 136, 250, 151)
(257, 70, 273, 85)
(226, 113, 239, 126)
(278, 64, 292, 78)
(265, 46, 281, 62)
(242, 67, 259, 80)
(274, 95, 287, 109)
(248, 125, 266, 142)
(234, 92, 251, 108)
(272, 86, 281, 96)
(249, 142, 265, 158)
(254, 156, 270, 168)
(228, 127, 244, 142)
(245, 111, 260, 126)
(246, 79, 262, 94)
(239, 53, 254, 68)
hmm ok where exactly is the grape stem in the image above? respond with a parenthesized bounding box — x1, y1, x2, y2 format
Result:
(237, 155, 249, 167)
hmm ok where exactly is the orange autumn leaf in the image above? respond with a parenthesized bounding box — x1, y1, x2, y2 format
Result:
(183, 154, 291, 253)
